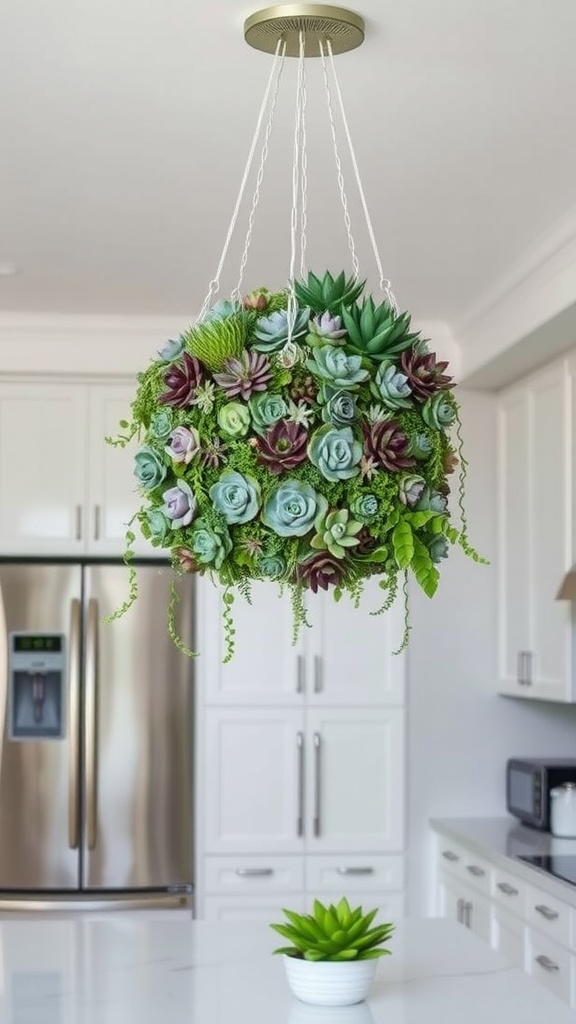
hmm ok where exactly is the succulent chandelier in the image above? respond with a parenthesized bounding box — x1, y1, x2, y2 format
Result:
(112, 4, 484, 659)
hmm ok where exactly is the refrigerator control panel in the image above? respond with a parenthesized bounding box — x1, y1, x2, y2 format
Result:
(8, 632, 66, 740)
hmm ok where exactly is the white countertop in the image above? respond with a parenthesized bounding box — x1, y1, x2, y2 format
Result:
(431, 816, 576, 906)
(0, 916, 573, 1023)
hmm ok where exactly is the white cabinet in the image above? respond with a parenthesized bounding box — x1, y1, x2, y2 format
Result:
(0, 380, 149, 557)
(497, 359, 574, 701)
(491, 903, 525, 968)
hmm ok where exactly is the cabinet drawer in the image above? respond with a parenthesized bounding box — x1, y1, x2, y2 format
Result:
(306, 855, 404, 893)
(526, 928, 576, 1007)
(202, 894, 306, 923)
(526, 884, 575, 948)
(204, 856, 304, 894)
(492, 865, 527, 916)
(305, 890, 405, 920)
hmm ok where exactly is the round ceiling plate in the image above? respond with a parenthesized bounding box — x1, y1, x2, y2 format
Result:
(244, 4, 365, 58)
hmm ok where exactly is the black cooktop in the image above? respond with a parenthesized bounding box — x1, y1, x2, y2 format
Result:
(519, 854, 576, 886)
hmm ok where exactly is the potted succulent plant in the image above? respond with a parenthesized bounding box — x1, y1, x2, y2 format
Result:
(270, 897, 394, 1006)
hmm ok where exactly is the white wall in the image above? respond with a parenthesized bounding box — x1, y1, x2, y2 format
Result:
(406, 388, 576, 915)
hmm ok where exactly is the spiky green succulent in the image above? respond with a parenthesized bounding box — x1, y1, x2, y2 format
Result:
(183, 312, 250, 372)
(271, 898, 394, 962)
(295, 270, 365, 314)
(341, 298, 420, 362)
(252, 307, 310, 354)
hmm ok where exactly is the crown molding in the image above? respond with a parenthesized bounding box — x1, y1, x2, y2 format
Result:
(456, 205, 576, 381)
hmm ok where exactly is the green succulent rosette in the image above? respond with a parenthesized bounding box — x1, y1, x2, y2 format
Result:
(112, 269, 482, 660)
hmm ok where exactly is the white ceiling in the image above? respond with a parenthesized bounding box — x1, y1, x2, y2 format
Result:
(1, 0, 576, 325)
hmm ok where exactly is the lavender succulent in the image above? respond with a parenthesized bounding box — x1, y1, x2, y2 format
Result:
(398, 474, 426, 507)
(213, 350, 272, 400)
(162, 480, 196, 528)
(165, 425, 201, 465)
(306, 311, 347, 347)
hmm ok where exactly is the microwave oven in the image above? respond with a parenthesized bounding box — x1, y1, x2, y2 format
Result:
(506, 758, 576, 830)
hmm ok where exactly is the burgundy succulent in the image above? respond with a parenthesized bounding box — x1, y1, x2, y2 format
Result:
(399, 345, 454, 402)
(362, 419, 416, 473)
(295, 552, 345, 593)
(213, 350, 272, 400)
(159, 353, 205, 408)
(175, 547, 204, 574)
(355, 527, 379, 555)
(256, 420, 308, 475)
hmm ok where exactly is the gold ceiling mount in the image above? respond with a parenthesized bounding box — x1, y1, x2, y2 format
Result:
(244, 4, 365, 58)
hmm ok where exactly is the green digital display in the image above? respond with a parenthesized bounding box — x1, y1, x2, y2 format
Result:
(13, 635, 62, 653)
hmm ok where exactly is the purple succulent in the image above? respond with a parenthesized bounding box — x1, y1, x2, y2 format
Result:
(399, 345, 454, 402)
(362, 419, 416, 473)
(256, 421, 309, 475)
(159, 353, 205, 408)
(295, 552, 345, 593)
(213, 351, 272, 400)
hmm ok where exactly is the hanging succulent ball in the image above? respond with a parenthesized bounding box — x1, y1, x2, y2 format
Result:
(116, 270, 484, 660)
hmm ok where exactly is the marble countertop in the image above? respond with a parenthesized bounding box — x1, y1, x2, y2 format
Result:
(0, 916, 573, 1023)
(431, 816, 576, 906)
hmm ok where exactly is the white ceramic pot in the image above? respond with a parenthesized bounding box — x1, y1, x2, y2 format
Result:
(283, 956, 377, 1006)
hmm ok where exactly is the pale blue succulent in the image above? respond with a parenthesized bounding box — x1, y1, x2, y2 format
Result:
(407, 432, 433, 460)
(134, 447, 167, 491)
(253, 307, 310, 353)
(308, 424, 362, 482)
(190, 519, 232, 570)
(372, 360, 413, 410)
(158, 337, 185, 362)
(422, 393, 457, 430)
(248, 392, 288, 435)
(203, 299, 242, 322)
(351, 493, 378, 519)
(146, 508, 171, 544)
(414, 486, 448, 514)
(210, 471, 261, 525)
(426, 534, 450, 563)
(262, 479, 328, 538)
(258, 553, 287, 579)
(320, 387, 358, 427)
(306, 345, 369, 391)
(148, 409, 173, 441)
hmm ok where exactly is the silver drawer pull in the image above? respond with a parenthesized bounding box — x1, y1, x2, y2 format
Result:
(336, 867, 374, 876)
(535, 904, 559, 921)
(235, 868, 274, 877)
(466, 865, 486, 877)
(535, 954, 560, 973)
(497, 882, 519, 896)
(442, 850, 459, 862)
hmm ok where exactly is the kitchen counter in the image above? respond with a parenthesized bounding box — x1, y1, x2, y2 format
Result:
(431, 816, 576, 907)
(0, 916, 574, 1023)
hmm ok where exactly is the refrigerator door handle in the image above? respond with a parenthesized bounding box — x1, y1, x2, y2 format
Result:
(68, 598, 81, 850)
(85, 597, 99, 850)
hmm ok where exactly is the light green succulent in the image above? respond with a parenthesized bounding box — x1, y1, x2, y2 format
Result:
(294, 270, 365, 314)
(252, 307, 310, 353)
(341, 297, 420, 362)
(421, 392, 457, 429)
(306, 311, 347, 347)
(271, 897, 394, 962)
(306, 345, 369, 391)
(311, 508, 363, 558)
(183, 312, 250, 372)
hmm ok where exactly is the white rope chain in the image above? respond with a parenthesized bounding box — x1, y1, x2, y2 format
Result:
(232, 40, 287, 301)
(286, 30, 306, 342)
(195, 39, 285, 323)
(326, 40, 398, 312)
(298, 49, 308, 280)
(319, 39, 359, 280)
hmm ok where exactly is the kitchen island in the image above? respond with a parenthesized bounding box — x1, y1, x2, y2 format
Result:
(0, 916, 573, 1022)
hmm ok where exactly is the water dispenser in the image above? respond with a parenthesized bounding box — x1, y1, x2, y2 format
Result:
(8, 633, 66, 740)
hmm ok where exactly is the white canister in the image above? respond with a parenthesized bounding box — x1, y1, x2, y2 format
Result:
(550, 782, 576, 838)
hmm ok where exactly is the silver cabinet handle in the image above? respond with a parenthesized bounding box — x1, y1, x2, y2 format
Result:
(497, 882, 519, 896)
(337, 867, 374, 876)
(93, 504, 101, 542)
(235, 868, 273, 877)
(466, 865, 486, 877)
(296, 655, 305, 694)
(442, 850, 459, 862)
(456, 897, 465, 925)
(535, 954, 560, 973)
(296, 732, 304, 838)
(313, 732, 321, 837)
(517, 650, 524, 685)
(75, 505, 82, 541)
(535, 904, 559, 921)
(464, 900, 472, 929)
(313, 655, 322, 694)
(525, 650, 533, 685)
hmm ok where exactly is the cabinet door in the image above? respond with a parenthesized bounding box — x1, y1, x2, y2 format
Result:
(0, 383, 87, 554)
(491, 903, 525, 968)
(198, 582, 304, 706)
(528, 363, 573, 701)
(305, 709, 405, 854)
(437, 870, 467, 926)
(497, 387, 531, 694)
(86, 384, 154, 557)
(465, 891, 492, 943)
(306, 582, 405, 706)
(203, 708, 304, 854)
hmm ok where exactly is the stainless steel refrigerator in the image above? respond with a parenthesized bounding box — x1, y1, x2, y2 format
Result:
(0, 560, 194, 912)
